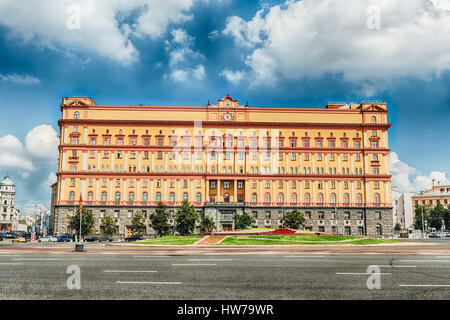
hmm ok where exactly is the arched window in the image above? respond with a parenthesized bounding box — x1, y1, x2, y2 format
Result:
(115, 192, 120, 202)
(183, 192, 188, 201)
(251, 193, 257, 203)
(330, 193, 336, 204)
(374, 193, 381, 204)
(224, 193, 230, 203)
(196, 192, 201, 202)
(169, 192, 175, 202)
(88, 191, 93, 201)
(344, 193, 350, 204)
(278, 193, 284, 203)
(156, 192, 161, 202)
(101, 191, 107, 202)
(74, 111, 79, 119)
(69, 191, 75, 201)
(317, 193, 324, 204)
(142, 192, 148, 202)
(291, 193, 297, 203)
(265, 193, 271, 203)
(356, 193, 362, 204)
(129, 192, 134, 202)
(304, 193, 310, 204)
(371, 116, 376, 123)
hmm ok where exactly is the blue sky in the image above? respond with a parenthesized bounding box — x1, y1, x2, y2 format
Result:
(0, 0, 449, 214)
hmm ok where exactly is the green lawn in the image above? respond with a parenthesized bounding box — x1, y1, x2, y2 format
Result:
(132, 235, 204, 245)
(218, 235, 398, 245)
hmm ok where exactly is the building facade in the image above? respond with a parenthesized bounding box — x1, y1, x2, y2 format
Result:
(52, 96, 393, 237)
(0, 175, 19, 231)
(412, 180, 450, 209)
(391, 187, 416, 229)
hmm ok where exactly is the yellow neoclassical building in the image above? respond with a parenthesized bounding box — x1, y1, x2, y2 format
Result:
(51, 96, 393, 237)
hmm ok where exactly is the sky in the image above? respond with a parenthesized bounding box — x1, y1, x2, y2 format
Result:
(0, 0, 449, 215)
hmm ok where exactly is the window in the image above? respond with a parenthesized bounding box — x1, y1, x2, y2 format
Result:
(342, 141, 348, 148)
(74, 112, 79, 119)
(357, 193, 362, 204)
(291, 193, 297, 203)
(237, 181, 243, 189)
(196, 193, 201, 202)
(374, 193, 381, 204)
(371, 116, 377, 123)
(115, 192, 120, 201)
(69, 191, 75, 201)
(304, 193, 311, 203)
(224, 181, 230, 189)
(317, 193, 324, 204)
(129, 192, 134, 202)
(372, 141, 379, 148)
(101, 192, 107, 202)
(278, 193, 284, 203)
(374, 181, 380, 189)
(169, 192, 175, 202)
(251, 193, 257, 203)
(330, 193, 336, 204)
(343, 193, 350, 204)
(210, 181, 216, 189)
(156, 192, 161, 202)
(264, 193, 271, 203)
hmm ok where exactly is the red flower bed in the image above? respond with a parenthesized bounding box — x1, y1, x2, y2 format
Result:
(260, 228, 296, 234)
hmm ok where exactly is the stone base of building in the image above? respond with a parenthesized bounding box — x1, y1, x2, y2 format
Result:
(51, 204, 393, 238)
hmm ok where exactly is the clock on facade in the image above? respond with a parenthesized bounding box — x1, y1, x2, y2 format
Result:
(224, 113, 232, 120)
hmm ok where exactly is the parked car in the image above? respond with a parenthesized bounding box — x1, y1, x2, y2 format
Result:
(124, 235, 144, 242)
(38, 236, 57, 242)
(84, 236, 100, 242)
(3, 232, 18, 239)
(12, 237, 27, 243)
(99, 234, 113, 242)
(57, 235, 72, 242)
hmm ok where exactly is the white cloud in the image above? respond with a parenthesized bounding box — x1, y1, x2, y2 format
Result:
(223, 0, 450, 89)
(0, 0, 196, 64)
(25, 124, 59, 162)
(42, 172, 57, 190)
(390, 152, 449, 193)
(164, 28, 206, 82)
(220, 68, 245, 84)
(0, 135, 34, 170)
(0, 73, 40, 84)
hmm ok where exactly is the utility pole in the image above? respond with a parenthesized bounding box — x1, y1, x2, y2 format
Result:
(421, 206, 425, 238)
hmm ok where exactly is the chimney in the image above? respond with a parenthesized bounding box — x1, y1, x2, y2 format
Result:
(437, 180, 441, 186)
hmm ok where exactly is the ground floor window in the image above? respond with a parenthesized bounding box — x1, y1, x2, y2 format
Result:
(376, 225, 382, 235)
(318, 226, 325, 232)
(344, 226, 351, 235)
(357, 227, 364, 235)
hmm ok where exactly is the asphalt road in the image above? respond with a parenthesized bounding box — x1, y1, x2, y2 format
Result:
(1, 251, 450, 300)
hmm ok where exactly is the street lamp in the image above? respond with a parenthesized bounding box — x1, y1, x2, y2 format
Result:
(421, 206, 425, 238)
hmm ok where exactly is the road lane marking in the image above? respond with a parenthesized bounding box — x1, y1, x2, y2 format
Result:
(104, 270, 158, 273)
(172, 263, 217, 266)
(116, 281, 182, 284)
(12, 258, 60, 261)
(188, 259, 233, 261)
(133, 256, 172, 258)
(284, 255, 327, 258)
(336, 272, 392, 275)
(399, 284, 450, 287)
(399, 260, 450, 263)
(378, 265, 416, 268)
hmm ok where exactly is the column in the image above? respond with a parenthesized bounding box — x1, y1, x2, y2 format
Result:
(233, 179, 237, 203)
(245, 180, 249, 203)
(217, 179, 221, 202)
(206, 180, 210, 202)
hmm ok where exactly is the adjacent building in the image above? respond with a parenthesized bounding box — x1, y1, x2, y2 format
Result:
(0, 175, 19, 231)
(391, 187, 416, 229)
(52, 96, 393, 237)
(412, 180, 450, 208)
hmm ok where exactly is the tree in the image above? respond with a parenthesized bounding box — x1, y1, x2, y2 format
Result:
(394, 223, 402, 232)
(414, 205, 431, 230)
(200, 216, 216, 233)
(175, 200, 199, 236)
(100, 216, 116, 236)
(149, 202, 171, 237)
(234, 212, 255, 230)
(283, 209, 306, 230)
(132, 211, 146, 235)
(69, 207, 94, 238)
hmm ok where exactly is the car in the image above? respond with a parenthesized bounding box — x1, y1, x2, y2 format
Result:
(3, 232, 18, 239)
(57, 235, 72, 242)
(124, 235, 144, 242)
(38, 236, 57, 242)
(84, 236, 100, 242)
(12, 237, 27, 243)
(99, 234, 113, 242)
